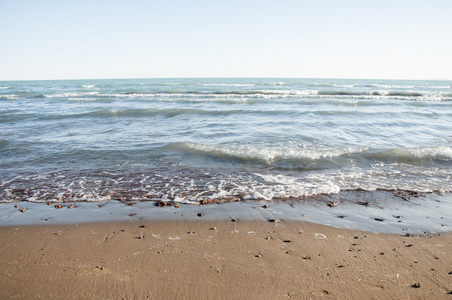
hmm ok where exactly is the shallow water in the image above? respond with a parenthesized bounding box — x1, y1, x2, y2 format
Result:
(1, 78, 451, 204)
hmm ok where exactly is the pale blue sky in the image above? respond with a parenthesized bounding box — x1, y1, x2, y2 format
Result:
(1, 0, 451, 80)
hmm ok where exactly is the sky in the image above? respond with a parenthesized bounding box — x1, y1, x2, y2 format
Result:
(1, 0, 451, 81)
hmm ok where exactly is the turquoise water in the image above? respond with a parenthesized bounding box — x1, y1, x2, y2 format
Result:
(0, 78, 451, 203)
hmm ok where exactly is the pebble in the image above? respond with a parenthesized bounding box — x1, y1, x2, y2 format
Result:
(267, 219, 280, 223)
(412, 283, 421, 288)
(19, 209, 26, 213)
(54, 205, 63, 209)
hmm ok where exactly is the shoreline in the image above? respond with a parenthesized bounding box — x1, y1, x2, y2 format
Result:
(1, 191, 452, 234)
(1, 220, 451, 299)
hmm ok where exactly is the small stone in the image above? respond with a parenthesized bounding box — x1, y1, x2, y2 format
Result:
(68, 204, 74, 209)
(261, 204, 269, 209)
(175, 205, 180, 208)
(231, 218, 238, 222)
(406, 244, 414, 247)
(283, 240, 291, 243)
(209, 227, 216, 230)
(255, 254, 262, 258)
(129, 213, 137, 217)
(374, 218, 384, 222)
(19, 209, 26, 213)
(267, 219, 280, 223)
(155, 201, 172, 207)
(14, 205, 18, 208)
(328, 201, 338, 207)
(127, 202, 135, 206)
(54, 205, 63, 209)
(197, 213, 203, 217)
(405, 233, 411, 237)
(412, 283, 421, 288)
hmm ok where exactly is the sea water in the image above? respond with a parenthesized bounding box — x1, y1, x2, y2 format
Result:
(1, 78, 451, 204)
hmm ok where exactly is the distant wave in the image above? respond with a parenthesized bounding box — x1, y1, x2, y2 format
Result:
(201, 83, 255, 87)
(0, 94, 18, 100)
(34, 88, 452, 102)
(43, 92, 100, 98)
(56, 108, 247, 119)
(364, 84, 451, 89)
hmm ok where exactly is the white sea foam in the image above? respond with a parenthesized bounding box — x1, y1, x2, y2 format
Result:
(68, 98, 98, 101)
(408, 146, 452, 159)
(180, 142, 369, 163)
(0, 86, 10, 89)
(81, 84, 95, 88)
(201, 83, 255, 87)
(44, 92, 99, 98)
(0, 95, 18, 99)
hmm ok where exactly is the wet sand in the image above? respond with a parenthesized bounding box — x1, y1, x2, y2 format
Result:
(1, 220, 451, 299)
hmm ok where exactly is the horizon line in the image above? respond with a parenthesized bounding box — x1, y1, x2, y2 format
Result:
(1, 76, 451, 82)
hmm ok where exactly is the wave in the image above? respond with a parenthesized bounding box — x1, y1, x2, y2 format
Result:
(0, 95, 18, 100)
(43, 92, 100, 98)
(365, 146, 452, 162)
(201, 83, 255, 87)
(54, 108, 247, 120)
(166, 142, 369, 163)
(168, 142, 452, 166)
(364, 84, 451, 89)
(0, 86, 10, 89)
(35, 88, 452, 102)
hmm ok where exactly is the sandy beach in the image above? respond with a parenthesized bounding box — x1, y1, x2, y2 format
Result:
(1, 220, 451, 299)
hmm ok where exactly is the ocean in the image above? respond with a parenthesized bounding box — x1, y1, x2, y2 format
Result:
(1, 78, 451, 205)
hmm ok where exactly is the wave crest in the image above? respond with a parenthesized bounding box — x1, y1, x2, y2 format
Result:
(167, 142, 369, 163)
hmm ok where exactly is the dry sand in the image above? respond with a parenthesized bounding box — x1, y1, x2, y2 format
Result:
(1, 220, 451, 299)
